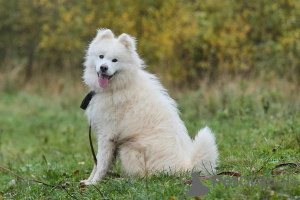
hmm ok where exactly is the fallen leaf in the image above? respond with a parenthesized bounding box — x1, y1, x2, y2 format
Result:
(79, 181, 87, 191)
(78, 162, 85, 165)
(272, 162, 299, 174)
(74, 170, 79, 175)
(274, 162, 298, 169)
(80, 186, 87, 194)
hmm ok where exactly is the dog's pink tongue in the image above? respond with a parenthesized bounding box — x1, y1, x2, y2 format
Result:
(98, 75, 109, 88)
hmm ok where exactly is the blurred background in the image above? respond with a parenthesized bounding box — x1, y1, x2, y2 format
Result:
(0, 0, 299, 92)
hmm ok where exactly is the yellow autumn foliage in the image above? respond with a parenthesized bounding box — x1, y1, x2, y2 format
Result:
(0, 0, 299, 85)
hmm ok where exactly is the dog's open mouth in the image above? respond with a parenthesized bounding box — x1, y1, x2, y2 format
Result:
(97, 72, 115, 88)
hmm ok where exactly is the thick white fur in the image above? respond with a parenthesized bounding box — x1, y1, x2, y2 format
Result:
(82, 29, 218, 185)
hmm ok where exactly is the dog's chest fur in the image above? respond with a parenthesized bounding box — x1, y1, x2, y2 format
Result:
(86, 86, 144, 139)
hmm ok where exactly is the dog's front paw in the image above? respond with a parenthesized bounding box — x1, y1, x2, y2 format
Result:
(80, 179, 100, 185)
(80, 179, 94, 186)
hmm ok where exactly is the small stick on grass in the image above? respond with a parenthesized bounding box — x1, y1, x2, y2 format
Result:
(92, 184, 105, 197)
(0, 165, 79, 200)
(0, 165, 54, 187)
(254, 139, 283, 175)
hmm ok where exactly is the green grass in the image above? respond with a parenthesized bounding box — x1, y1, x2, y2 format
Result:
(0, 78, 299, 199)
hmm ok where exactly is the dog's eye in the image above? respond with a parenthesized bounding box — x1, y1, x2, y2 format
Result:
(112, 59, 118, 62)
(99, 55, 104, 59)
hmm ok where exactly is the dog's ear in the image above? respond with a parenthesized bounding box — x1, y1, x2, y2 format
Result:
(94, 29, 114, 42)
(118, 33, 136, 51)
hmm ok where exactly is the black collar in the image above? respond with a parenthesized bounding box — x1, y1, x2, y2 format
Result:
(80, 91, 96, 110)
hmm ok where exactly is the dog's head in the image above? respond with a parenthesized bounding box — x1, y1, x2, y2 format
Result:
(83, 29, 144, 91)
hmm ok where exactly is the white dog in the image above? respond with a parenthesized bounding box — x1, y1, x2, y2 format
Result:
(81, 29, 218, 185)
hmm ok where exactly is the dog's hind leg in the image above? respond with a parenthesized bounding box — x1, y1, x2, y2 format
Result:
(118, 141, 150, 177)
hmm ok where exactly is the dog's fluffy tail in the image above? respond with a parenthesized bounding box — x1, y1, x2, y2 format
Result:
(191, 126, 218, 175)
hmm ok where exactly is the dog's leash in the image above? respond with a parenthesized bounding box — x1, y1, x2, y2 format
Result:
(80, 91, 97, 166)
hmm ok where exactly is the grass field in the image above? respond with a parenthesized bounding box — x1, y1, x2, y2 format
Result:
(0, 77, 299, 199)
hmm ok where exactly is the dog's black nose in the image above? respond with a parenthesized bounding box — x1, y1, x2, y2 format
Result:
(100, 65, 108, 72)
